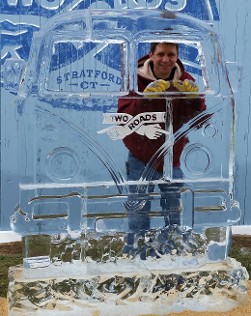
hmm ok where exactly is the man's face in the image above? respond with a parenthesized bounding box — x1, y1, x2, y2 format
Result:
(150, 43, 178, 79)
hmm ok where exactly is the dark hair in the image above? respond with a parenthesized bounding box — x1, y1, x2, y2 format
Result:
(150, 42, 179, 54)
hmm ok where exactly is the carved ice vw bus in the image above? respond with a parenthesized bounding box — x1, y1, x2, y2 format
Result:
(11, 9, 239, 265)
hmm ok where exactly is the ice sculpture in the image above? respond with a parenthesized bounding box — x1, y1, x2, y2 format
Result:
(8, 9, 249, 315)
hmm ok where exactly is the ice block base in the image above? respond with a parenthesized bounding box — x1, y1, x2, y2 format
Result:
(8, 257, 249, 315)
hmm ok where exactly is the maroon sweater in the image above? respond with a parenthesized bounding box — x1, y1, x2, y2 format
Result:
(118, 56, 206, 172)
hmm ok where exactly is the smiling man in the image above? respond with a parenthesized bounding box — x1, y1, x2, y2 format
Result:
(118, 42, 202, 175)
(117, 43, 206, 251)
(139, 43, 181, 81)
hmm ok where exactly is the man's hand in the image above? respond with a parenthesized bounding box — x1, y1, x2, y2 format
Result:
(143, 79, 170, 96)
(173, 79, 199, 93)
(97, 125, 130, 140)
(137, 124, 168, 139)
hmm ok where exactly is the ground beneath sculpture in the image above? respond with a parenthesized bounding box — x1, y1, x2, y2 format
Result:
(1, 236, 251, 316)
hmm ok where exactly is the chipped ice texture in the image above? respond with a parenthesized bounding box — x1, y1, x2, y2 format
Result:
(8, 258, 249, 315)
(59, 226, 207, 263)
(22, 226, 209, 271)
(10, 227, 247, 314)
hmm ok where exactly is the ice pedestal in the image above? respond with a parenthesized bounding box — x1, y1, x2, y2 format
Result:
(8, 258, 249, 315)
(8, 227, 249, 315)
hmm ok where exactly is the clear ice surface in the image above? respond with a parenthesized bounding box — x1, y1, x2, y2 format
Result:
(8, 7, 249, 315)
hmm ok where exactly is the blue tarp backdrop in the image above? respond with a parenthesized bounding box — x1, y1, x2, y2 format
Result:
(0, 0, 251, 230)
